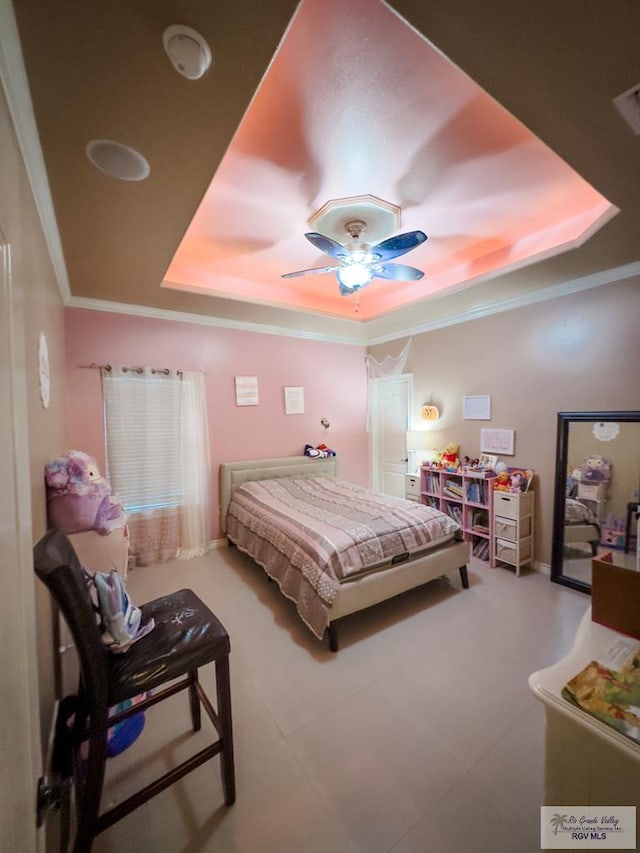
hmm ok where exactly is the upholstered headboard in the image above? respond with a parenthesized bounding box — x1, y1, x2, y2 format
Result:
(219, 455, 338, 534)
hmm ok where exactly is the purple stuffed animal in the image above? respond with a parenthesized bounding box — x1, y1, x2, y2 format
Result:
(45, 450, 123, 535)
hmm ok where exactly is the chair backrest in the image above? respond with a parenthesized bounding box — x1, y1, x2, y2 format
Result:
(34, 529, 110, 713)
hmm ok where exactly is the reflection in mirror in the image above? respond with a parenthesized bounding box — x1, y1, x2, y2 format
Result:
(551, 411, 640, 592)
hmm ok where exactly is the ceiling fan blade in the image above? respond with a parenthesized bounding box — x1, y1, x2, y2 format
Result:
(372, 230, 427, 261)
(281, 265, 341, 279)
(374, 263, 425, 281)
(304, 232, 347, 260)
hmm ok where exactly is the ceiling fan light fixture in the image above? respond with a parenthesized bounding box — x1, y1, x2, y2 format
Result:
(345, 246, 374, 264)
(336, 263, 373, 291)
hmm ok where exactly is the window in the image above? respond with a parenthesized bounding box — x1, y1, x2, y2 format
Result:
(103, 370, 182, 513)
(101, 367, 210, 564)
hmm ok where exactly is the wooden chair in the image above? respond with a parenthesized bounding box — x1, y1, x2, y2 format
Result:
(34, 528, 235, 853)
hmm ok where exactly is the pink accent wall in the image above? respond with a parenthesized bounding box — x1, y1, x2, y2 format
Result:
(64, 308, 369, 539)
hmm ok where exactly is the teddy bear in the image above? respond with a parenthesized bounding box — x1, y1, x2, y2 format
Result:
(438, 442, 460, 470)
(45, 450, 124, 535)
(494, 470, 511, 491)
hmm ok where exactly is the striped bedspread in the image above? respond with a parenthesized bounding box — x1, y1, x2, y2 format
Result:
(226, 477, 459, 639)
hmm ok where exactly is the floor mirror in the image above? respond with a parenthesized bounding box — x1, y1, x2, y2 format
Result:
(551, 411, 640, 592)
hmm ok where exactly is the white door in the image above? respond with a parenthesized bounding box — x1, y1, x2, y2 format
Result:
(0, 240, 42, 851)
(370, 375, 412, 497)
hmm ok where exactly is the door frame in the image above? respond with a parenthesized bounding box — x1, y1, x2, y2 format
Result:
(369, 374, 413, 493)
(0, 239, 42, 850)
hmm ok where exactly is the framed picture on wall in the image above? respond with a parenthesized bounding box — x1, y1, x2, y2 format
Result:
(463, 395, 491, 420)
(480, 428, 515, 455)
(284, 386, 304, 415)
(235, 375, 259, 406)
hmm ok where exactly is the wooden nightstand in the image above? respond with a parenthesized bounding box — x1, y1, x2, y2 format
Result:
(405, 473, 420, 502)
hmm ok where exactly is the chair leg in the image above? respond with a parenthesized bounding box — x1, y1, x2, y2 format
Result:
(73, 714, 108, 853)
(215, 655, 235, 806)
(188, 670, 202, 731)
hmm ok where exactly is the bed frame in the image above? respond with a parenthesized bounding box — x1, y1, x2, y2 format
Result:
(564, 523, 600, 556)
(220, 456, 469, 651)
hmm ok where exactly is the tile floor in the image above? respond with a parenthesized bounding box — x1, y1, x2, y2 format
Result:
(90, 547, 592, 853)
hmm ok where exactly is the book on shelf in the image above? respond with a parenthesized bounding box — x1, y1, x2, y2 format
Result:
(424, 473, 440, 493)
(466, 480, 487, 504)
(444, 479, 464, 499)
(471, 509, 489, 533)
(562, 637, 640, 746)
(472, 537, 490, 559)
(445, 504, 463, 525)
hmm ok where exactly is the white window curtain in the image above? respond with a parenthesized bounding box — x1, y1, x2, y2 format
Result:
(179, 370, 210, 559)
(102, 366, 210, 565)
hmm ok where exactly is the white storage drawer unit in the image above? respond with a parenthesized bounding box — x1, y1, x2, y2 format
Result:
(494, 515, 531, 541)
(493, 489, 534, 576)
(495, 536, 532, 564)
(405, 473, 420, 502)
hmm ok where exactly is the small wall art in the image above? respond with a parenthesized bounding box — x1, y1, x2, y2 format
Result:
(480, 428, 515, 455)
(235, 375, 259, 406)
(463, 395, 491, 420)
(284, 386, 304, 415)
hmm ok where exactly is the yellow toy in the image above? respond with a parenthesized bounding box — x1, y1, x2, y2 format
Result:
(494, 470, 511, 491)
(438, 442, 460, 470)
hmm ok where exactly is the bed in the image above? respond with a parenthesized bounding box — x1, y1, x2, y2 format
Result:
(220, 456, 469, 651)
(564, 497, 601, 556)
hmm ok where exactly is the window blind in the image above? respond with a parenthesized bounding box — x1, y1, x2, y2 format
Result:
(103, 372, 182, 512)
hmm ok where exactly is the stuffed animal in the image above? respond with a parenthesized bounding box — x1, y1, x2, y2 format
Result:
(581, 454, 611, 482)
(494, 470, 511, 491)
(304, 443, 336, 458)
(509, 471, 525, 492)
(438, 442, 460, 470)
(45, 450, 124, 535)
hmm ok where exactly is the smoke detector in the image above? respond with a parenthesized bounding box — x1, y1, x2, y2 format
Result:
(163, 25, 212, 80)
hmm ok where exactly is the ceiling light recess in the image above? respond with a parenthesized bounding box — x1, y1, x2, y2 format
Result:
(86, 139, 150, 181)
(163, 25, 212, 80)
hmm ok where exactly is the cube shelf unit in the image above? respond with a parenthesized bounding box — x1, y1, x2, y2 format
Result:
(420, 467, 497, 564)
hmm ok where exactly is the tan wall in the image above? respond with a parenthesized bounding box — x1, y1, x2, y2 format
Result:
(367, 278, 640, 566)
(0, 81, 67, 756)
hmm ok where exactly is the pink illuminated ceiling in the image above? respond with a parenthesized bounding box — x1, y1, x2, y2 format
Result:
(163, 0, 614, 321)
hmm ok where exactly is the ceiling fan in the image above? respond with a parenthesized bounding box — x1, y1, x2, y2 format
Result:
(282, 220, 427, 295)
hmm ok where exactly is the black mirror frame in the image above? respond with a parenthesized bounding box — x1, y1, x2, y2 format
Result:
(551, 411, 640, 593)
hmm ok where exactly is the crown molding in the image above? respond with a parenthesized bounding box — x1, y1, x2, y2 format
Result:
(67, 259, 640, 347)
(365, 261, 640, 346)
(66, 295, 369, 346)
